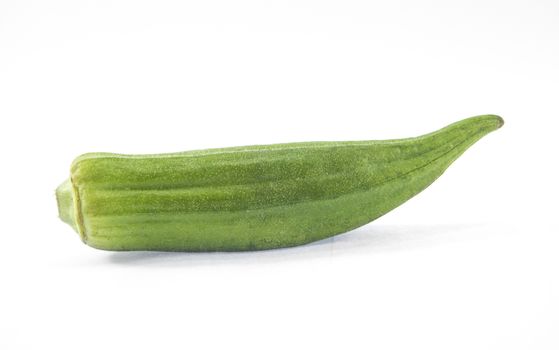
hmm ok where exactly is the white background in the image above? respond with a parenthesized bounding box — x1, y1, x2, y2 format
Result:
(1, 1, 558, 349)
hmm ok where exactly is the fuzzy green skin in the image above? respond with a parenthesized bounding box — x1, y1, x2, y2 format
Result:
(56, 115, 503, 251)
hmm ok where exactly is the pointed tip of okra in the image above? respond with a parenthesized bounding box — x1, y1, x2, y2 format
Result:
(455, 114, 504, 131)
(417, 114, 504, 143)
(496, 115, 505, 128)
(483, 114, 504, 129)
(435, 114, 505, 136)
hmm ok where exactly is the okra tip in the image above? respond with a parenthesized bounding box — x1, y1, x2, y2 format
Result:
(488, 114, 504, 129)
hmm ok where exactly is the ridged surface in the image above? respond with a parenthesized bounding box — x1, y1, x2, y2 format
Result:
(57, 115, 503, 251)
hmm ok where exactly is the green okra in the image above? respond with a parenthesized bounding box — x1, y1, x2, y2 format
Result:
(56, 115, 503, 251)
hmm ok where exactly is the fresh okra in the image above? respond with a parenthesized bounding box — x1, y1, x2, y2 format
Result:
(56, 115, 503, 251)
